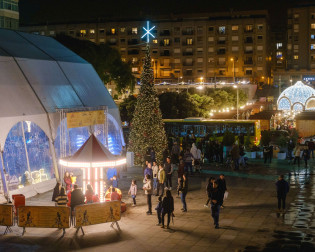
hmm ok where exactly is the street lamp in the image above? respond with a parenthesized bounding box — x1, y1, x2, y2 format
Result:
(231, 58, 238, 120)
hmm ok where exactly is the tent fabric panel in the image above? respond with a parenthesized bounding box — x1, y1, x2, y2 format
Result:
(18, 32, 87, 63)
(59, 62, 117, 109)
(0, 29, 51, 60)
(17, 58, 84, 112)
(0, 56, 46, 117)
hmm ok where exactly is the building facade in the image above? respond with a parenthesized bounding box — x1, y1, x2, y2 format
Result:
(273, 4, 315, 86)
(0, 0, 19, 30)
(21, 10, 269, 86)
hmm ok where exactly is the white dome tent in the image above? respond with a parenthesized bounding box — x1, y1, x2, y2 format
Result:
(277, 81, 315, 111)
(0, 29, 124, 201)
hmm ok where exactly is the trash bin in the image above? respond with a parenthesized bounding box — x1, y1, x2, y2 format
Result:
(12, 194, 25, 216)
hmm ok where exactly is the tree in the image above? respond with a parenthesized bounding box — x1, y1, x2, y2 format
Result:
(128, 45, 167, 165)
(119, 95, 137, 122)
(55, 34, 135, 93)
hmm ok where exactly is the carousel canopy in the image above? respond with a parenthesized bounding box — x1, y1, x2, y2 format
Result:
(59, 134, 126, 168)
(277, 81, 315, 111)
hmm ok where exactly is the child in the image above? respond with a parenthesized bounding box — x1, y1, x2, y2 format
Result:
(155, 196, 163, 225)
(128, 180, 137, 206)
(112, 175, 119, 188)
(152, 161, 159, 191)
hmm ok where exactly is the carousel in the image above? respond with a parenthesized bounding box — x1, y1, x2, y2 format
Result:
(60, 134, 126, 202)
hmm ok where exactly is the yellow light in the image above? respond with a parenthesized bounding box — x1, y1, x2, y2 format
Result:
(230, 58, 234, 61)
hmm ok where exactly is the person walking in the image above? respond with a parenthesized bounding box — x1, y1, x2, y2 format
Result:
(156, 165, 165, 196)
(177, 160, 185, 196)
(179, 173, 188, 212)
(293, 144, 301, 167)
(152, 161, 159, 191)
(230, 143, 240, 170)
(275, 175, 289, 212)
(143, 174, 153, 215)
(217, 174, 227, 208)
(184, 148, 193, 174)
(55, 187, 68, 206)
(155, 196, 163, 226)
(288, 139, 295, 164)
(263, 144, 270, 164)
(204, 177, 216, 207)
(164, 157, 173, 190)
(128, 180, 137, 206)
(210, 181, 223, 229)
(302, 146, 310, 168)
(171, 141, 180, 165)
(308, 139, 314, 159)
(161, 190, 174, 229)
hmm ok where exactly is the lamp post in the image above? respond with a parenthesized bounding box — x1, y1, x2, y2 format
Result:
(231, 58, 238, 120)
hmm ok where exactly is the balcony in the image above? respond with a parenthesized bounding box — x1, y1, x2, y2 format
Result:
(244, 60, 253, 65)
(244, 50, 253, 54)
(183, 62, 194, 66)
(217, 50, 226, 55)
(160, 30, 171, 36)
(182, 31, 194, 35)
(217, 40, 226, 45)
(160, 51, 171, 56)
(244, 29, 254, 33)
(128, 49, 139, 55)
(128, 39, 139, 45)
(244, 38, 253, 44)
(183, 52, 193, 56)
(182, 42, 194, 46)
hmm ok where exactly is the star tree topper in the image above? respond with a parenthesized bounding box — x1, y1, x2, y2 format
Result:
(141, 21, 155, 43)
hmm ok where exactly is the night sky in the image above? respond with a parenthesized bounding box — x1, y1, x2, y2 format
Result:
(19, 0, 306, 27)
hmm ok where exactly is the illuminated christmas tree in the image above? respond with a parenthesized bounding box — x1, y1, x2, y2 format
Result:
(128, 45, 167, 165)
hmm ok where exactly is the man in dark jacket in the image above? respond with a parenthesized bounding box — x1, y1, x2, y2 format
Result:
(275, 175, 289, 212)
(217, 174, 227, 208)
(71, 184, 85, 211)
(210, 181, 223, 229)
(179, 173, 188, 212)
(164, 157, 173, 190)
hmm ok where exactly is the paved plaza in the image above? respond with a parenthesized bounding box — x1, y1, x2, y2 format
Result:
(0, 159, 315, 252)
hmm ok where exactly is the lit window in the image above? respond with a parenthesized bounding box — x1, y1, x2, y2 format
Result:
(294, 55, 299, 60)
(311, 34, 315, 39)
(232, 36, 239, 41)
(121, 58, 126, 62)
(245, 25, 253, 32)
(208, 47, 214, 52)
(232, 25, 239, 31)
(132, 57, 138, 63)
(232, 46, 239, 52)
(90, 29, 95, 34)
(186, 38, 193, 45)
(257, 24, 263, 31)
(312, 24, 315, 30)
(132, 67, 138, 72)
(257, 56, 263, 62)
(163, 39, 170, 46)
(294, 24, 299, 32)
(276, 51, 283, 58)
(219, 26, 226, 34)
(174, 48, 180, 53)
(197, 48, 203, 53)
(132, 27, 138, 34)
(293, 13, 299, 19)
(208, 57, 214, 63)
(208, 36, 214, 42)
(276, 43, 282, 49)
(153, 39, 158, 44)
(311, 44, 315, 50)
(294, 45, 299, 50)
(197, 58, 203, 63)
(49, 30, 55, 36)
(174, 58, 181, 64)
(111, 28, 116, 34)
(120, 27, 125, 33)
(287, 44, 292, 50)
(80, 30, 87, 37)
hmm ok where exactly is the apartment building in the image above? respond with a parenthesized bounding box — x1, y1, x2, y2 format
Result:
(274, 4, 315, 85)
(21, 10, 268, 85)
(0, 0, 19, 30)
